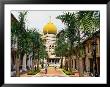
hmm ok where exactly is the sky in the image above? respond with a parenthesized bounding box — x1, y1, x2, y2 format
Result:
(11, 11, 72, 33)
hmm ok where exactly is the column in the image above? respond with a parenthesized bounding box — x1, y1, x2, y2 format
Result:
(50, 59, 52, 64)
(22, 54, 27, 71)
(79, 57, 83, 76)
(62, 57, 65, 66)
(86, 57, 90, 72)
(76, 58, 79, 70)
(54, 59, 56, 64)
(30, 57, 32, 69)
(59, 59, 61, 64)
(72, 59, 75, 71)
(27, 56, 30, 69)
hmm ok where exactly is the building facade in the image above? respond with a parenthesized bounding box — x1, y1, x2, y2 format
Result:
(63, 30, 100, 76)
(73, 31, 100, 76)
(83, 31, 100, 75)
(42, 20, 60, 65)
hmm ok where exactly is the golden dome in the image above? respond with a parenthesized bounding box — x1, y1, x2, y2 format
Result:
(43, 22, 57, 34)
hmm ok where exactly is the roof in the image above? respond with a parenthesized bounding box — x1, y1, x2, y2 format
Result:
(56, 29, 65, 38)
(82, 30, 100, 44)
(43, 22, 57, 34)
(11, 13, 18, 22)
(73, 30, 100, 48)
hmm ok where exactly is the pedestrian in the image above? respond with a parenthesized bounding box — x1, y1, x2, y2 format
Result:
(34, 65, 37, 71)
(48, 62, 49, 66)
(54, 62, 57, 70)
(41, 62, 44, 69)
(45, 62, 48, 74)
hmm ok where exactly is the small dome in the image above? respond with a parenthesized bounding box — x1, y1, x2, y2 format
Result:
(43, 22, 57, 34)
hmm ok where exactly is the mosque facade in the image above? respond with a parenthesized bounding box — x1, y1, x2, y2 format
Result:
(42, 20, 61, 66)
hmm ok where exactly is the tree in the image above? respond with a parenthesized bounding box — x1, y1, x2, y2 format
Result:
(11, 11, 28, 76)
(11, 11, 48, 76)
(29, 29, 47, 70)
(55, 30, 69, 68)
(56, 11, 100, 76)
(56, 12, 79, 73)
(39, 37, 48, 68)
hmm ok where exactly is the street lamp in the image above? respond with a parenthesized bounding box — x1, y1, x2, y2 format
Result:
(91, 34, 98, 77)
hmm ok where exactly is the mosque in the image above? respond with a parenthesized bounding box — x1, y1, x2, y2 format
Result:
(11, 13, 100, 76)
(42, 18, 61, 66)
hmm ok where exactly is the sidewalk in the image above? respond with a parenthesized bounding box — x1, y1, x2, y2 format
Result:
(34, 67, 68, 77)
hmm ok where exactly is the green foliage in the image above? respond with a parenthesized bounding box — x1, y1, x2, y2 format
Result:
(11, 11, 48, 61)
(62, 69, 72, 75)
(57, 11, 99, 38)
(57, 12, 78, 44)
(27, 69, 40, 75)
(56, 11, 100, 74)
(78, 11, 100, 36)
(56, 11, 100, 57)
(39, 38, 48, 59)
(55, 30, 69, 57)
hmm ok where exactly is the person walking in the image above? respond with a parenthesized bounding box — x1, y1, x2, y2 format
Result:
(54, 62, 57, 70)
(41, 61, 44, 69)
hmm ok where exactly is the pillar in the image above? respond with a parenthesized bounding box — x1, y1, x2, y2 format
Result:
(51, 59, 52, 64)
(30, 57, 32, 69)
(86, 57, 90, 72)
(76, 58, 79, 70)
(63, 57, 65, 66)
(72, 59, 75, 71)
(79, 57, 83, 76)
(27, 56, 30, 69)
(22, 54, 27, 71)
(59, 58, 61, 64)
(54, 59, 56, 64)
